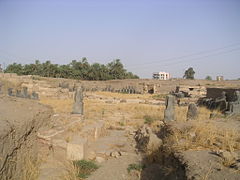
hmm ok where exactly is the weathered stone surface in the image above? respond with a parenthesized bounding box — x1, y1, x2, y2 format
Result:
(187, 103, 198, 120)
(22, 87, 29, 98)
(72, 87, 84, 114)
(85, 150, 96, 160)
(164, 95, 175, 122)
(135, 125, 162, 152)
(16, 89, 22, 97)
(110, 151, 120, 158)
(226, 90, 240, 115)
(66, 142, 85, 160)
(7, 88, 14, 96)
(95, 156, 105, 163)
(31, 91, 39, 100)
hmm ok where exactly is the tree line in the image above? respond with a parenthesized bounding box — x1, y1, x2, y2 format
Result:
(4, 58, 139, 80)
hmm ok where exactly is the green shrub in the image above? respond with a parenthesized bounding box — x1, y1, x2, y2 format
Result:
(73, 160, 99, 179)
(152, 94, 167, 100)
(127, 163, 145, 173)
(144, 115, 156, 125)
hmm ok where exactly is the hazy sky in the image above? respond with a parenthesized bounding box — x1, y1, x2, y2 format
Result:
(0, 0, 240, 79)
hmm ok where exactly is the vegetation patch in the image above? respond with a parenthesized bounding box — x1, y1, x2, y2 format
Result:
(152, 94, 167, 100)
(143, 115, 157, 125)
(127, 163, 145, 173)
(73, 160, 99, 179)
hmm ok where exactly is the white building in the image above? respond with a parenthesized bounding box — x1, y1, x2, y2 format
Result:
(153, 72, 170, 80)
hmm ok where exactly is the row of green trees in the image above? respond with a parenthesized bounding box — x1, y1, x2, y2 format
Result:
(4, 58, 139, 80)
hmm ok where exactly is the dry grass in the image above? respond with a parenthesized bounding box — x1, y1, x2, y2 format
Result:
(59, 160, 80, 180)
(40, 97, 73, 113)
(40, 92, 239, 152)
(164, 121, 240, 152)
(94, 91, 153, 100)
(21, 156, 41, 180)
(39, 92, 213, 130)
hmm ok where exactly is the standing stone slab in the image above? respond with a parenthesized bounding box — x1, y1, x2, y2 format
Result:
(23, 87, 28, 98)
(16, 90, 22, 97)
(187, 103, 198, 120)
(31, 91, 39, 100)
(164, 95, 175, 122)
(72, 87, 84, 114)
(66, 143, 85, 160)
(226, 90, 240, 115)
(8, 88, 14, 96)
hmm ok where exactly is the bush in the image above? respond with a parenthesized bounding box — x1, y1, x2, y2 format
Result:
(73, 160, 99, 179)
(144, 115, 156, 125)
(127, 163, 145, 173)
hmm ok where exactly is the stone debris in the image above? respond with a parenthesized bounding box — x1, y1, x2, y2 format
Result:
(110, 151, 121, 158)
(135, 125, 162, 152)
(217, 150, 238, 163)
(96, 156, 105, 163)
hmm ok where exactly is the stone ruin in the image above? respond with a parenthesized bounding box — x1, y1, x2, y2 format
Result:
(171, 85, 206, 98)
(7, 87, 39, 100)
(134, 125, 162, 152)
(72, 86, 84, 115)
(187, 103, 198, 120)
(198, 88, 240, 115)
(164, 95, 175, 122)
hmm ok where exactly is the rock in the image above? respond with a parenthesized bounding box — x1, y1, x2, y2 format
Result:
(85, 151, 96, 160)
(96, 156, 105, 163)
(187, 103, 198, 120)
(110, 151, 120, 158)
(105, 100, 113, 104)
(119, 151, 128, 156)
(105, 150, 112, 156)
(219, 151, 238, 162)
(164, 95, 175, 122)
(230, 161, 240, 170)
(120, 99, 127, 103)
(135, 125, 162, 152)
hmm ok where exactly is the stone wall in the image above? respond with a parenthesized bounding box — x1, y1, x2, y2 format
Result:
(206, 88, 240, 102)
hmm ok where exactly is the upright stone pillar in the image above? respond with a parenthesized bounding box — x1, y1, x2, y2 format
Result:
(187, 103, 198, 120)
(22, 87, 28, 98)
(8, 88, 13, 96)
(72, 86, 84, 115)
(164, 95, 175, 122)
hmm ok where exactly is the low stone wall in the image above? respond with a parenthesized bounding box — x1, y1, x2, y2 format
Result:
(0, 95, 53, 180)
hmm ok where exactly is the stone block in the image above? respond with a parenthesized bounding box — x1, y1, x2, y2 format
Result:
(66, 141, 85, 161)
(187, 103, 198, 120)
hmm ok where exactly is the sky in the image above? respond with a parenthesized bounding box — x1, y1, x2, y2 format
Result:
(0, 0, 240, 79)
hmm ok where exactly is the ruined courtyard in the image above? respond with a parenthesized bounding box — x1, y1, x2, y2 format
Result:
(1, 73, 240, 180)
